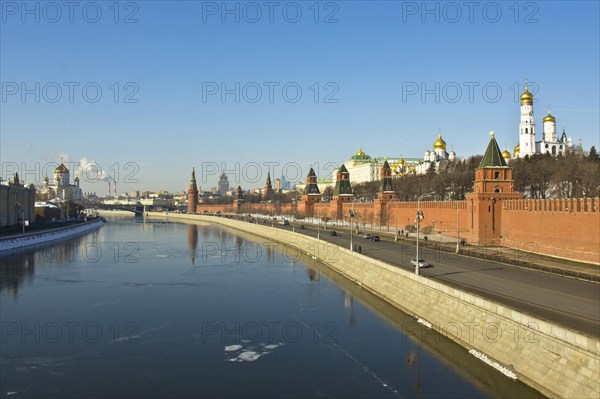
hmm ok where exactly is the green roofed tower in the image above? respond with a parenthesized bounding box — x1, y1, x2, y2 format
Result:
(479, 132, 508, 168)
(333, 164, 353, 198)
(379, 159, 394, 200)
(304, 167, 321, 195)
(473, 132, 515, 194)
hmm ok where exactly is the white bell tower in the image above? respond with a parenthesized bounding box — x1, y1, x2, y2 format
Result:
(543, 108, 557, 143)
(518, 83, 536, 158)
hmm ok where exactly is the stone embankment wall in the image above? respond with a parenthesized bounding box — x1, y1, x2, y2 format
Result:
(152, 212, 599, 399)
(0, 219, 104, 252)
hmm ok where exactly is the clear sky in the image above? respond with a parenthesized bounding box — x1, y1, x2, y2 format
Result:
(1, 0, 599, 194)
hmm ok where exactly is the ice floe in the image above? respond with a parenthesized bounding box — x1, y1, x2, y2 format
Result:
(224, 342, 284, 362)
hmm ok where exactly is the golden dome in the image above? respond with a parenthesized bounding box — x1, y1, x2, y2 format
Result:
(54, 163, 69, 174)
(502, 149, 511, 159)
(543, 112, 556, 123)
(433, 133, 446, 150)
(520, 86, 533, 105)
(350, 147, 371, 161)
(398, 158, 405, 165)
(513, 144, 520, 157)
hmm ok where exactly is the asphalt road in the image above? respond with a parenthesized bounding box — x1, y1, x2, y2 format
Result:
(245, 218, 600, 337)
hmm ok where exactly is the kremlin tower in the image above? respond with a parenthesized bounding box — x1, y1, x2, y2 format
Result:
(187, 167, 199, 214)
(262, 172, 274, 201)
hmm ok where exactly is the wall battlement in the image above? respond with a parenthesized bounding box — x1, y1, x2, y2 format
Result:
(503, 198, 599, 213)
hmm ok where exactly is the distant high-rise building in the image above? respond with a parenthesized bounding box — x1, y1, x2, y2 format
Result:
(279, 175, 291, 189)
(218, 172, 229, 195)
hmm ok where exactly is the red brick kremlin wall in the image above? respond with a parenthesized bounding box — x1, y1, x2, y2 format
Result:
(195, 198, 599, 264)
(501, 198, 600, 263)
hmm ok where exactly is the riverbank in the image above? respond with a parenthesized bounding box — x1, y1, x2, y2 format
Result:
(149, 212, 599, 399)
(0, 219, 105, 253)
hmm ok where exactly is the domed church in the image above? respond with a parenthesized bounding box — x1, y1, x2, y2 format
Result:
(38, 160, 83, 201)
(515, 83, 574, 158)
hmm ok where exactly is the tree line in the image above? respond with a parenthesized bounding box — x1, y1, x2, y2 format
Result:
(201, 147, 599, 204)
(350, 147, 599, 201)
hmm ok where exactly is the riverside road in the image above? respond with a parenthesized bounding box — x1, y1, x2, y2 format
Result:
(235, 217, 600, 338)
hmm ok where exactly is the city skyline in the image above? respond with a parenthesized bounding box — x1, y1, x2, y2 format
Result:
(2, 1, 599, 193)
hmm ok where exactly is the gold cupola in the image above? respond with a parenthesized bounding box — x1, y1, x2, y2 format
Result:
(513, 144, 520, 157)
(54, 163, 69, 174)
(543, 112, 556, 123)
(520, 85, 533, 105)
(502, 149, 511, 160)
(433, 133, 447, 150)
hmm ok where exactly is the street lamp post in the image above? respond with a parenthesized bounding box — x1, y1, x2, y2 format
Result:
(348, 209, 358, 251)
(271, 202, 275, 227)
(456, 201, 460, 253)
(415, 192, 435, 275)
(394, 201, 399, 242)
(292, 201, 296, 232)
(316, 207, 320, 239)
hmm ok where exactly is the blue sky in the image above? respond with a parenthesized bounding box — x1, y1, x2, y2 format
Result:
(1, 0, 599, 193)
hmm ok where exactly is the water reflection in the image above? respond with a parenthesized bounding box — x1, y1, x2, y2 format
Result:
(187, 224, 198, 266)
(306, 267, 320, 283)
(344, 293, 357, 328)
(0, 231, 100, 297)
(0, 251, 35, 297)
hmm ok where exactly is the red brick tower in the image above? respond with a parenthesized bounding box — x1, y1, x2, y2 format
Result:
(187, 167, 199, 214)
(262, 172, 274, 201)
(233, 185, 244, 213)
(299, 167, 322, 217)
(378, 159, 395, 200)
(375, 159, 395, 225)
(465, 133, 523, 245)
(332, 164, 354, 220)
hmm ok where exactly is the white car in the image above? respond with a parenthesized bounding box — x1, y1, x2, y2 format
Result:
(411, 258, 431, 268)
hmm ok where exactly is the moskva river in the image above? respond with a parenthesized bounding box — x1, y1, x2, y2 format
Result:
(0, 215, 540, 398)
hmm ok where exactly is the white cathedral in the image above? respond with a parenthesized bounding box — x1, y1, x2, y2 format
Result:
(38, 161, 83, 201)
(514, 84, 573, 158)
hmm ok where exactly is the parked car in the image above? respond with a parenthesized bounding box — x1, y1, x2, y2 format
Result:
(363, 233, 371, 239)
(330, 231, 337, 236)
(410, 258, 431, 268)
(370, 235, 380, 242)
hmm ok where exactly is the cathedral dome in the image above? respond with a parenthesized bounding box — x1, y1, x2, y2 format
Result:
(513, 144, 520, 157)
(502, 149, 511, 160)
(433, 134, 446, 150)
(54, 163, 69, 174)
(350, 147, 371, 161)
(543, 112, 556, 123)
(520, 87, 533, 105)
